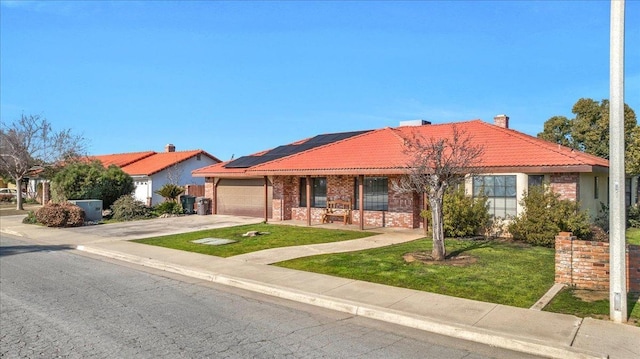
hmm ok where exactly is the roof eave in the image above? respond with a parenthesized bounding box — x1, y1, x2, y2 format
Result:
(477, 165, 609, 174)
(199, 164, 610, 178)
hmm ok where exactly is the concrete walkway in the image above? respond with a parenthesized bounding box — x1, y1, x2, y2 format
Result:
(1, 214, 638, 359)
(229, 227, 423, 264)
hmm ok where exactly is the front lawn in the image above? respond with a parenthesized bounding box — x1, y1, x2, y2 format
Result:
(275, 238, 555, 308)
(627, 227, 640, 245)
(544, 288, 640, 326)
(133, 223, 375, 257)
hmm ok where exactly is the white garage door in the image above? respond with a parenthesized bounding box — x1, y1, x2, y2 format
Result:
(134, 180, 150, 205)
(217, 178, 272, 218)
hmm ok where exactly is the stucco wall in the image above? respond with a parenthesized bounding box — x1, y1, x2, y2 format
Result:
(140, 156, 218, 206)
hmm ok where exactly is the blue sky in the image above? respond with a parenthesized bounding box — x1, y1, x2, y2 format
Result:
(1, 1, 638, 162)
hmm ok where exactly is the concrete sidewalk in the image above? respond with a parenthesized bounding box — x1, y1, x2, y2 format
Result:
(1, 214, 638, 359)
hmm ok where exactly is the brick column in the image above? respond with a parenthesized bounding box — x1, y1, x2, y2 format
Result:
(554, 232, 576, 286)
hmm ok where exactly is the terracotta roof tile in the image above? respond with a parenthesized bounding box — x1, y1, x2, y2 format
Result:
(192, 120, 609, 177)
(90, 151, 155, 168)
(121, 150, 219, 176)
(92, 149, 220, 176)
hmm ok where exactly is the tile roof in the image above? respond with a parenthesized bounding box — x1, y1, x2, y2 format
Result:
(93, 150, 221, 176)
(192, 120, 609, 177)
(90, 151, 156, 168)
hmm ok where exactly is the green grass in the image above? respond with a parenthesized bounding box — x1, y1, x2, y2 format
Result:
(544, 288, 640, 326)
(275, 238, 555, 308)
(627, 227, 640, 245)
(133, 223, 375, 257)
(0, 203, 41, 217)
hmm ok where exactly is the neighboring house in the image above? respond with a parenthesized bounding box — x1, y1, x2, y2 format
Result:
(93, 144, 221, 206)
(193, 116, 638, 230)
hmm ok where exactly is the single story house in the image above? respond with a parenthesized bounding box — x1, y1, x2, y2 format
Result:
(93, 144, 221, 206)
(193, 116, 638, 230)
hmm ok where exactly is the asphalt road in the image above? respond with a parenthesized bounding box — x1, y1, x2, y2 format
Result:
(0, 234, 541, 359)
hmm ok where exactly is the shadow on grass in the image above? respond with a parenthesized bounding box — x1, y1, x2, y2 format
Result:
(446, 239, 492, 259)
(630, 292, 640, 318)
(0, 244, 74, 257)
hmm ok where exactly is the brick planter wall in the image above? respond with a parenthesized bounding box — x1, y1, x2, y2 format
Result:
(555, 232, 640, 292)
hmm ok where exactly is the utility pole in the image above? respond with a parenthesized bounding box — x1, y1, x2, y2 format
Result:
(609, 0, 627, 323)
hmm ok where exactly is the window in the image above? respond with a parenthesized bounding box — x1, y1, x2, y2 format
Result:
(473, 175, 517, 218)
(594, 177, 599, 199)
(528, 175, 544, 188)
(354, 177, 388, 211)
(299, 177, 327, 207)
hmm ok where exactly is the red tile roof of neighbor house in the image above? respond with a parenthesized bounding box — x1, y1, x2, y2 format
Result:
(90, 151, 156, 168)
(192, 120, 609, 177)
(93, 150, 221, 176)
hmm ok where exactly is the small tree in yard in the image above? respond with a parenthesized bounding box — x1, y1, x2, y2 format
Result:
(393, 125, 484, 261)
(155, 183, 185, 202)
(51, 160, 134, 209)
(0, 114, 86, 210)
(153, 183, 185, 215)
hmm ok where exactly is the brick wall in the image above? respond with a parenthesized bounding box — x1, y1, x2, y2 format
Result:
(272, 176, 297, 221)
(327, 175, 353, 201)
(205, 174, 424, 229)
(555, 232, 640, 292)
(550, 173, 580, 201)
(282, 174, 420, 228)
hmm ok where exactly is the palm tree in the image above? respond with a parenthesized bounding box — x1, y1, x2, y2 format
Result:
(155, 184, 185, 202)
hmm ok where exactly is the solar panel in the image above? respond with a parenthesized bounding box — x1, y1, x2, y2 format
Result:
(224, 130, 370, 168)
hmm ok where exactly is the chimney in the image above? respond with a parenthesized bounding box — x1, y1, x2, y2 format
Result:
(494, 114, 509, 129)
(399, 119, 431, 127)
(165, 143, 175, 153)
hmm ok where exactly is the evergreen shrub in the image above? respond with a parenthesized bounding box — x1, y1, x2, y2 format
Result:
(508, 185, 591, 246)
(35, 203, 85, 227)
(110, 195, 152, 221)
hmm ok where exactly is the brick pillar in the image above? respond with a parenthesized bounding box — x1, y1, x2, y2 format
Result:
(628, 245, 640, 292)
(554, 232, 576, 286)
(42, 181, 50, 204)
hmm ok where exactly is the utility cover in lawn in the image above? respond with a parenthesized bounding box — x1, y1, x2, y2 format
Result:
(192, 238, 237, 246)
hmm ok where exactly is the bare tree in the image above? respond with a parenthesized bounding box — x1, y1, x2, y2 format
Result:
(165, 162, 185, 185)
(0, 114, 86, 210)
(394, 125, 484, 261)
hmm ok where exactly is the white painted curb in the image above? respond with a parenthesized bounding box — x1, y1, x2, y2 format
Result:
(75, 245, 607, 359)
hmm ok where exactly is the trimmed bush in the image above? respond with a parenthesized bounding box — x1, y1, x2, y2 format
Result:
(629, 204, 640, 228)
(154, 201, 183, 216)
(509, 185, 591, 246)
(111, 195, 152, 221)
(66, 204, 85, 226)
(35, 203, 85, 227)
(589, 225, 609, 242)
(421, 187, 491, 237)
(593, 202, 609, 233)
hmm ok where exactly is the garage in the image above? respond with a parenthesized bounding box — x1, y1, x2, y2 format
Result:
(216, 178, 272, 218)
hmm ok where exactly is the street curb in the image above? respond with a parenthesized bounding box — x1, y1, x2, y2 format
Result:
(75, 245, 608, 359)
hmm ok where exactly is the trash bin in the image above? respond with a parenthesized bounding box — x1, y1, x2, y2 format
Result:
(196, 197, 211, 215)
(181, 195, 196, 214)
